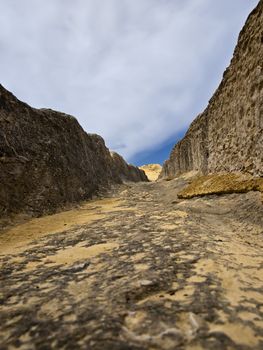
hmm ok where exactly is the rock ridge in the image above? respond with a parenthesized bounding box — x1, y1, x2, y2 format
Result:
(160, 0, 263, 179)
(0, 84, 147, 218)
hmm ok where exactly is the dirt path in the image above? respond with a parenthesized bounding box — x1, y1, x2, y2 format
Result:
(0, 177, 263, 349)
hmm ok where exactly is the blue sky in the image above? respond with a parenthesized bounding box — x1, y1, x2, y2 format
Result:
(0, 0, 258, 165)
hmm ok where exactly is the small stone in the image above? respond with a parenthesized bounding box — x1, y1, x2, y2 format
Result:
(139, 280, 153, 286)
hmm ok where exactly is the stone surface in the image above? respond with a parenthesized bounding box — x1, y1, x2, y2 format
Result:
(111, 152, 148, 183)
(1, 3, 263, 348)
(160, 0, 263, 179)
(0, 177, 263, 349)
(177, 172, 263, 199)
(139, 164, 162, 182)
(0, 84, 147, 218)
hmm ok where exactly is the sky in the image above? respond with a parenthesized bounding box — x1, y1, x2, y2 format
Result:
(0, 0, 258, 165)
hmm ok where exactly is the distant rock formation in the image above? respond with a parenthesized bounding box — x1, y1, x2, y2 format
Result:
(111, 152, 148, 183)
(139, 164, 162, 181)
(0, 85, 147, 218)
(160, 0, 263, 179)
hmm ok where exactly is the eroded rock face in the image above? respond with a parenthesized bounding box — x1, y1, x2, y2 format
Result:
(110, 152, 148, 183)
(139, 164, 162, 181)
(160, 0, 263, 179)
(0, 85, 147, 217)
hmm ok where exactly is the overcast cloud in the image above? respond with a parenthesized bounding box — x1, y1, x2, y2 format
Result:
(0, 0, 258, 162)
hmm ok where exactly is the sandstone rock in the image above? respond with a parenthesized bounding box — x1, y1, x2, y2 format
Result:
(177, 172, 263, 199)
(0, 84, 147, 218)
(110, 152, 148, 183)
(139, 164, 162, 181)
(1, 177, 263, 349)
(160, 0, 263, 179)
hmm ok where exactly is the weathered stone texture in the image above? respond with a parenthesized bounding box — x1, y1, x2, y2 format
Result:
(161, 113, 208, 178)
(160, 0, 263, 179)
(111, 151, 148, 182)
(1, 179, 263, 349)
(0, 85, 147, 217)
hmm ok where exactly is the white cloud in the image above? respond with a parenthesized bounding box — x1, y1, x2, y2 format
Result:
(0, 0, 258, 160)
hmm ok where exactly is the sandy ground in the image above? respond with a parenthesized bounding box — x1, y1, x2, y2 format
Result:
(0, 176, 263, 349)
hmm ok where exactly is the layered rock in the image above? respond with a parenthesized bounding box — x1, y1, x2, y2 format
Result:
(160, 0, 263, 179)
(0, 85, 147, 217)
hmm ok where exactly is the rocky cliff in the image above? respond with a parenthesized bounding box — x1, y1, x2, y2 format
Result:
(160, 0, 263, 179)
(110, 152, 148, 183)
(0, 85, 147, 218)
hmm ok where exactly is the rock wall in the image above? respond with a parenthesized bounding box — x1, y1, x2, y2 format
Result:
(111, 152, 148, 183)
(0, 85, 147, 218)
(160, 0, 263, 179)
